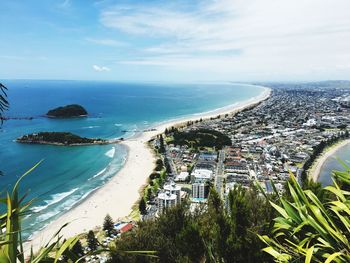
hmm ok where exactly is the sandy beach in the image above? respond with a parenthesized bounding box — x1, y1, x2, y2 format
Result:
(309, 139, 350, 182)
(25, 85, 271, 252)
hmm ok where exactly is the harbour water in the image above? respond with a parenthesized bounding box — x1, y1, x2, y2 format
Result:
(0, 80, 265, 237)
(318, 143, 350, 185)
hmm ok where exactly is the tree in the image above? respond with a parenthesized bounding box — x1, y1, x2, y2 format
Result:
(72, 239, 84, 257)
(159, 134, 165, 153)
(139, 198, 147, 215)
(103, 214, 115, 236)
(87, 230, 99, 251)
(163, 157, 172, 175)
(145, 186, 153, 201)
(110, 186, 274, 262)
(155, 158, 163, 171)
(260, 171, 350, 262)
(109, 203, 203, 262)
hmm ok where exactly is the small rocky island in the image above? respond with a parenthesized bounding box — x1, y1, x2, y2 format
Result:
(46, 104, 88, 118)
(16, 132, 119, 146)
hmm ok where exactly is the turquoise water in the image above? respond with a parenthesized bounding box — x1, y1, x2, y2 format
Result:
(318, 143, 350, 186)
(0, 80, 264, 237)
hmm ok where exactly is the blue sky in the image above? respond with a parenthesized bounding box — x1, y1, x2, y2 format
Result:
(1, 0, 350, 82)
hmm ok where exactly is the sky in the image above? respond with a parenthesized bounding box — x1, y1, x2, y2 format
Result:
(1, 0, 350, 82)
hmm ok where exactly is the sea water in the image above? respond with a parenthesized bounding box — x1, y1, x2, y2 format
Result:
(0, 80, 264, 238)
(318, 143, 350, 186)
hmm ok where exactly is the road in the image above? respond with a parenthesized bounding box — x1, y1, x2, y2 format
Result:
(215, 149, 225, 196)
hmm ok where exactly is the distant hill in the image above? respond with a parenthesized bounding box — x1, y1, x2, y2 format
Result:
(46, 104, 87, 118)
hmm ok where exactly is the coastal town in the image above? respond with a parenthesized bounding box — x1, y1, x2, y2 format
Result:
(2, 0, 350, 261)
(11, 83, 350, 262)
(144, 84, 350, 218)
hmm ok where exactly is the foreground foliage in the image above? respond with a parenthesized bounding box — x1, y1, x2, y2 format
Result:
(0, 83, 9, 125)
(0, 161, 81, 262)
(260, 169, 350, 262)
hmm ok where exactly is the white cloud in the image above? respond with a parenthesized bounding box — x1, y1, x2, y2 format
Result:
(59, 0, 71, 8)
(93, 65, 111, 72)
(99, 0, 350, 80)
(86, 38, 126, 46)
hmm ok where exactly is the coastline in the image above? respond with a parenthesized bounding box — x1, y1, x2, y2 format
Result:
(25, 85, 271, 252)
(309, 138, 350, 182)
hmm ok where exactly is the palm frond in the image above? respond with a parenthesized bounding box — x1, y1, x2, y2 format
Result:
(259, 168, 350, 262)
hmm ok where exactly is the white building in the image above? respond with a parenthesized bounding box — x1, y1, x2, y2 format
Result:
(163, 182, 181, 204)
(175, 171, 189, 182)
(191, 169, 213, 182)
(157, 191, 177, 214)
(192, 181, 209, 200)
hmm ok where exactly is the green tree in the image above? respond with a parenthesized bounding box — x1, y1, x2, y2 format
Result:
(139, 198, 147, 215)
(87, 230, 99, 251)
(103, 214, 115, 236)
(163, 157, 172, 174)
(110, 186, 274, 263)
(154, 159, 163, 171)
(72, 239, 84, 257)
(145, 186, 153, 201)
(159, 135, 165, 153)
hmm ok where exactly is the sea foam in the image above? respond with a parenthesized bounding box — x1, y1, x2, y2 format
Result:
(105, 147, 115, 158)
(31, 188, 78, 213)
(88, 167, 107, 181)
(82, 125, 100, 129)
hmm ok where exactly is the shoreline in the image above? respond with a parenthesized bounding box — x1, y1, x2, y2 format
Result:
(25, 85, 271, 252)
(309, 138, 350, 182)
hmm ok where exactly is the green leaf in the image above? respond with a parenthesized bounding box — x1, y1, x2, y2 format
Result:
(325, 252, 343, 263)
(305, 246, 314, 263)
(54, 236, 79, 263)
(269, 201, 289, 219)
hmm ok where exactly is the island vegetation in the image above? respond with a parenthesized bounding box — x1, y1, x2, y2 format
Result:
(16, 132, 109, 146)
(46, 104, 88, 118)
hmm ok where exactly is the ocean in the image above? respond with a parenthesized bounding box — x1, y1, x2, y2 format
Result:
(0, 80, 264, 238)
(318, 143, 350, 186)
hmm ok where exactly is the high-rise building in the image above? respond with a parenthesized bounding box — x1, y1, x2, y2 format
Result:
(164, 182, 181, 204)
(157, 191, 177, 214)
(192, 181, 209, 199)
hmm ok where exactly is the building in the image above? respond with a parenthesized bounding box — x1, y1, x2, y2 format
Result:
(198, 152, 217, 161)
(224, 161, 248, 173)
(175, 171, 189, 182)
(192, 181, 209, 200)
(191, 169, 213, 182)
(163, 182, 181, 204)
(157, 191, 177, 214)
